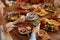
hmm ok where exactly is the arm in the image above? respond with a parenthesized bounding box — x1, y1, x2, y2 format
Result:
(0, 1, 13, 40)
(29, 32, 36, 40)
(29, 23, 40, 40)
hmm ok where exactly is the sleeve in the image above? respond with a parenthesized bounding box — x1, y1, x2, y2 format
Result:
(29, 32, 36, 40)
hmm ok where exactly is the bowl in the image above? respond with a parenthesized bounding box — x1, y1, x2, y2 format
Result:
(26, 12, 38, 21)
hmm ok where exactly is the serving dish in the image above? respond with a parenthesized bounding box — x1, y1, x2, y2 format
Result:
(17, 22, 33, 34)
(21, 4, 31, 10)
(38, 9, 48, 16)
(6, 11, 20, 21)
(40, 18, 60, 32)
(18, 26, 32, 34)
(26, 12, 38, 21)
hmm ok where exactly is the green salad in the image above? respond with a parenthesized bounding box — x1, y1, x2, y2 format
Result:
(11, 16, 18, 20)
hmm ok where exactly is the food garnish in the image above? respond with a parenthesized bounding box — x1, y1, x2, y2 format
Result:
(33, 22, 39, 26)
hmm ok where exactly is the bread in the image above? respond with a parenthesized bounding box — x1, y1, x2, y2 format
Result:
(52, 20, 60, 26)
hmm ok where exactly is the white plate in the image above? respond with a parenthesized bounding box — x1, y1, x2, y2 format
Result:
(18, 27, 31, 34)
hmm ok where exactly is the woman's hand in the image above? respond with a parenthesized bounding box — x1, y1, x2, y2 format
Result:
(29, 23, 40, 40)
(32, 23, 40, 33)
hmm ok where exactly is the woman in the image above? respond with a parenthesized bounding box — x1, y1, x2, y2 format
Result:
(0, 0, 13, 40)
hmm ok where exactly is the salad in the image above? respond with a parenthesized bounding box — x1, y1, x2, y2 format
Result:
(40, 18, 59, 32)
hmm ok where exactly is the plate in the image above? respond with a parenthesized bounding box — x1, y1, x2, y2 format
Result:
(18, 26, 32, 34)
(38, 9, 48, 16)
(21, 4, 31, 10)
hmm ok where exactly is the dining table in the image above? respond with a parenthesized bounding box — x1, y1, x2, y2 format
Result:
(3, 3, 60, 40)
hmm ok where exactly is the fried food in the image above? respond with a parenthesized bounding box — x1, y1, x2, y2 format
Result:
(20, 10, 30, 15)
(38, 9, 48, 16)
